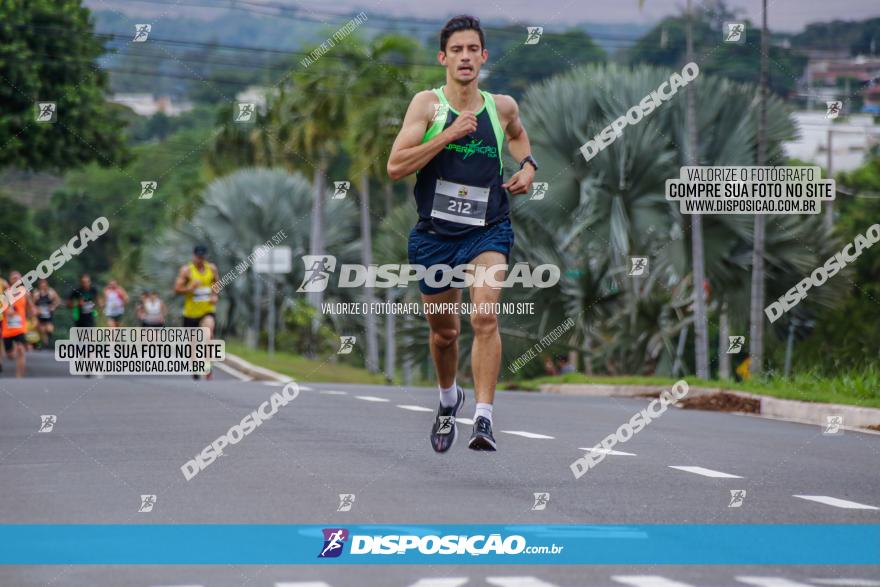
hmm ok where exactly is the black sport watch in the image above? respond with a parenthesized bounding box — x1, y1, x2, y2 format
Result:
(519, 154, 538, 171)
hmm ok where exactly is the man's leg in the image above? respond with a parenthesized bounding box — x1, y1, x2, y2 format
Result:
(199, 314, 216, 379)
(421, 288, 461, 388)
(469, 251, 506, 405)
(467, 250, 506, 450)
(14, 340, 26, 378)
(423, 287, 464, 453)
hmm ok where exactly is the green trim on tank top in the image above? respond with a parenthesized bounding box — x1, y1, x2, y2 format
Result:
(421, 86, 504, 173)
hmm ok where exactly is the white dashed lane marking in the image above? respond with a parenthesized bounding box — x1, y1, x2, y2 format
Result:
(612, 575, 695, 586)
(578, 447, 637, 456)
(407, 579, 469, 587)
(397, 404, 434, 412)
(355, 395, 390, 402)
(792, 495, 879, 510)
(736, 577, 814, 586)
(811, 580, 880, 586)
(668, 465, 743, 478)
(487, 577, 561, 586)
(319, 390, 347, 395)
(457, 417, 474, 425)
(275, 583, 333, 587)
(501, 431, 554, 439)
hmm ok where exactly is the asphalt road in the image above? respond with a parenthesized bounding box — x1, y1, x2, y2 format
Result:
(1, 351, 878, 586)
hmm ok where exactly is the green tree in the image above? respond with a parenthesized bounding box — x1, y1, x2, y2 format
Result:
(0, 0, 128, 171)
(483, 26, 606, 100)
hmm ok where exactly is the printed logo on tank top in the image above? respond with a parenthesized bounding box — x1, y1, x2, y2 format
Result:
(444, 137, 498, 160)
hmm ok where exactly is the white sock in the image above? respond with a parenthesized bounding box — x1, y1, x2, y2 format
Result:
(439, 381, 458, 407)
(474, 402, 493, 424)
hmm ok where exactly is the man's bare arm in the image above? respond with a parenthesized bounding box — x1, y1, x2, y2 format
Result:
(173, 266, 193, 294)
(496, 94, 535, 195)
(387, 91, 477, 180)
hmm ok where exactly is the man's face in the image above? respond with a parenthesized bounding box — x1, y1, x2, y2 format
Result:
(81, 276, 91, 289)
(439, 30, 486, 83)
(193, 253, 205, 265)
(9, 272, 21, 285)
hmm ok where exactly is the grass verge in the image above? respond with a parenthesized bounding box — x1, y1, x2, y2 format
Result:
(509, 369, 880, 409)
(224, 341, 388, 385)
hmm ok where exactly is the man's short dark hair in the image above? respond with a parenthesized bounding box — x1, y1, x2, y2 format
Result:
(440, 15, 485, 52)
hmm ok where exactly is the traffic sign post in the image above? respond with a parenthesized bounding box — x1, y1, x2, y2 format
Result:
(254, 246, 292, 355)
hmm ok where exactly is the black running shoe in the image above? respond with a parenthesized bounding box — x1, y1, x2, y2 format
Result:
(430, 386, 465, 453)
(468, 416, 497, 451)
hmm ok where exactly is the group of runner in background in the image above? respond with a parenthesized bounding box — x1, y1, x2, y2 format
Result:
(0, 244, 218, 378)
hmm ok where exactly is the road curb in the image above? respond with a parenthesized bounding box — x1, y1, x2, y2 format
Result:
(540, 383, 880, 431)
(222, 353, 292, 383)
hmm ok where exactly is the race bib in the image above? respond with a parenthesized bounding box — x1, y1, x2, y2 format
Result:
(430, 179, 490, 226)
(38, 306, 51, 318)
(6, 314, 22, 329)
(82, 301, 95, 313)
(193, 286, 212, 303)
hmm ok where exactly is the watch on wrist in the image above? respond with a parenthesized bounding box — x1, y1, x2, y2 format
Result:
(519, 154, 538, 171)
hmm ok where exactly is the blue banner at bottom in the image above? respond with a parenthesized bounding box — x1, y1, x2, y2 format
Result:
(0, 524, 877, 565)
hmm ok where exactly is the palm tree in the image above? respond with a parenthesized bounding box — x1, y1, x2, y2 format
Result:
(345, 35, 420, 374)
(143, 168, 359, 338)
(749, 0, 770, 376)
(684, 0, 709, 379)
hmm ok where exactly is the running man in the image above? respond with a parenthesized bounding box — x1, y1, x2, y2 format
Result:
(386, 15, 537, 452)
(32, 279, 61, 349)
(174, 245, 219, 379)
(68, 274, 100, 328)
(103, 279, 129, 327)
(2, 272, 37, 377)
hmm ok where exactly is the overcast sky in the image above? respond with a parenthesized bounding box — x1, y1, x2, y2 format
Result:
(91, 0, 880, 33)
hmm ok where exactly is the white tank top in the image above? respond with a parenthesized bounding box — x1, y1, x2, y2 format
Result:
(143, 298, 163, 324)
(105, 289, 124, 316)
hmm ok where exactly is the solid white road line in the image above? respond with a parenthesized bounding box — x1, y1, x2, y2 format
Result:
(736, 577, 815, 586)
(214, 362, 252, 381)
(668, 465, 743, 479)
(275, 583, 333, 587)
(397, 404, 434, 412)
(355, 395, 390, 402)
(487, 577, 560, 587)
(811, 580, 880, 586)
(612, 575, 695, 587)
(792, 495, 879, 510)
(408, 579, 470, 587)
(500, 431, 555, 439)
(578, 447, 637, 456)
(320, 390, 347, 395)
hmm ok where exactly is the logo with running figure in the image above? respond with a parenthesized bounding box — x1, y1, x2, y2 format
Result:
(445, 138, 498, 160)
(530, 182, 549, 201)
(723, 22, 745, 43)
(727, 336, 745, 354)
(333, 181, 350, 200)
(133, 24, 151, 42)
(297, 255, 337, 293)
(39, 415, 57, 433)
(337, 494, 355, 512)
(436, 416, 454, 435)
(628, 257, 648, 276)
(138, 494, 156, 513)
(318, 528, 349, 558)
(337, 336, 356, 354)
(35, 102, 57, 123)
(525, 27, 543, 45)
(531, 492, 550, 510)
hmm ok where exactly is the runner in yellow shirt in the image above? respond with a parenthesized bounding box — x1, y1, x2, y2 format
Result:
(174, 245, 219, 380)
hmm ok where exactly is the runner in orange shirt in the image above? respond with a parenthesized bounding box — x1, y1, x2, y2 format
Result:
(2, 271, 37, 378)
